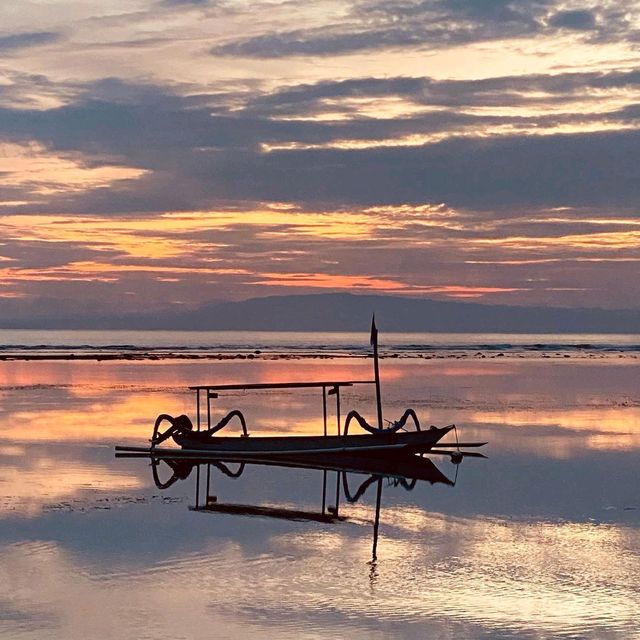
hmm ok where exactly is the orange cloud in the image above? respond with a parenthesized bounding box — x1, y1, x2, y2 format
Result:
(251, 272, 525, 297)
(0, 142, 146, 199)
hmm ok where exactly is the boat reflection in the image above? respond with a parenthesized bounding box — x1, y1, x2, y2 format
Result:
(139, 452, 463, 561)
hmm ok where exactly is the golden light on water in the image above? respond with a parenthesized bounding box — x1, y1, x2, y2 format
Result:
(0, 393, 181, 443)
(2, 358, 638, 452)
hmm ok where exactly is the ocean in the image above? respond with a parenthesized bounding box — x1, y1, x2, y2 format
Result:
(1, 329, 639, 359)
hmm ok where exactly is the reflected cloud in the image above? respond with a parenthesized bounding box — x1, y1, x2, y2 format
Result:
(2, 496, 638, 638)
(469, 406, 640, 454)
(0, 355, 639, 637)
(0, 457, 143, 517)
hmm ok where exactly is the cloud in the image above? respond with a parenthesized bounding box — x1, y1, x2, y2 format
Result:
(2, 68, 638, 153)
(0, 0, 638, 314)
(209, 0, 640, 59)
(548, 9, 597, 31)
(434, 0, 552, 24)
(11, 128, 639, 216)
(244, 69, 640, 118)
(0, 67, 638, 216)
(211, 23, 526, 59)
(190, 129, 640, 210)
(0, 32, 60, 52)
(210, 0, 611, 58)
(3, 202, 640, 315)
(210, 0, 555, 58)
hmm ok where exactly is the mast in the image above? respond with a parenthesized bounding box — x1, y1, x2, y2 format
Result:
(371, 477, 383, 562)
(370, 315, 384, 430)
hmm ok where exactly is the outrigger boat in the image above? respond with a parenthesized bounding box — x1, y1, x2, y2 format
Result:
(115, 318, 486, 460)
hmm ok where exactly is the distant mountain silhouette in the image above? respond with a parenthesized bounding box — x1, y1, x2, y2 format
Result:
(3, 293, 640, 332)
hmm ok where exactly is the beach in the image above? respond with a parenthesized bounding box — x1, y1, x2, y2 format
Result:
(0, 332, 639, 639)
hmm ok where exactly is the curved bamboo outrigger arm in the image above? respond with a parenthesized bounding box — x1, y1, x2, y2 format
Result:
(342, 408, 421, 436)
(341, 470, 420, 503)
(210, 460, 246, 478)
(342, 473, 379, 503)
(389, 476, 418, 490)
(151, 410, 248, 447)
(151, 458, 194, 489)
(151, 458, 246, 489)
(207, 409, 248, 437)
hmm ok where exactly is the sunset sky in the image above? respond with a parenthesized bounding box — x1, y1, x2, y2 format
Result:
(1, 0, 639, 320)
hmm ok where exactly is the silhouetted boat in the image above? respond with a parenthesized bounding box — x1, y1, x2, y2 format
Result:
(167, 424, 455, 457)
(115, 318, 486, 460)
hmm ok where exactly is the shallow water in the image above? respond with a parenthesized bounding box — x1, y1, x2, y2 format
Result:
(0, 354, 639, 639)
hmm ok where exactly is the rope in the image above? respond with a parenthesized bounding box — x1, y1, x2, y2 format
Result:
(450, 424, 463, 464)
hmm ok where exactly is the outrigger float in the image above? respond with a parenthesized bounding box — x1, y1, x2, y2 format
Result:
(115, 318, 486, 462)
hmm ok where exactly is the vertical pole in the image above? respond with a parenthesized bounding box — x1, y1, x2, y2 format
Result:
(371, 477, 383, 562)
(335, 386, 341, 436)
(206, 462, 211, 502)
(207, 391, 211, 431)
(334, 470, 341, 516)
(321, 469, 327, 514)
(196, 389, 201, 432)
(371, 316, 383, 430)
(322, 386, 327, 436)
(195, 464, 201, 509)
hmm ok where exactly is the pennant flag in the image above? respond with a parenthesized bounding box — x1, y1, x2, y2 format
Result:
(370, 314, 378, 346)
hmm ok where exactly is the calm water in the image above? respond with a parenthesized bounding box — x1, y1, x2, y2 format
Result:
(0, 335, 639, 638)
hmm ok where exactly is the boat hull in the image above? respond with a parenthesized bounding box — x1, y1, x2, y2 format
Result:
(172, 425, 454, 457)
